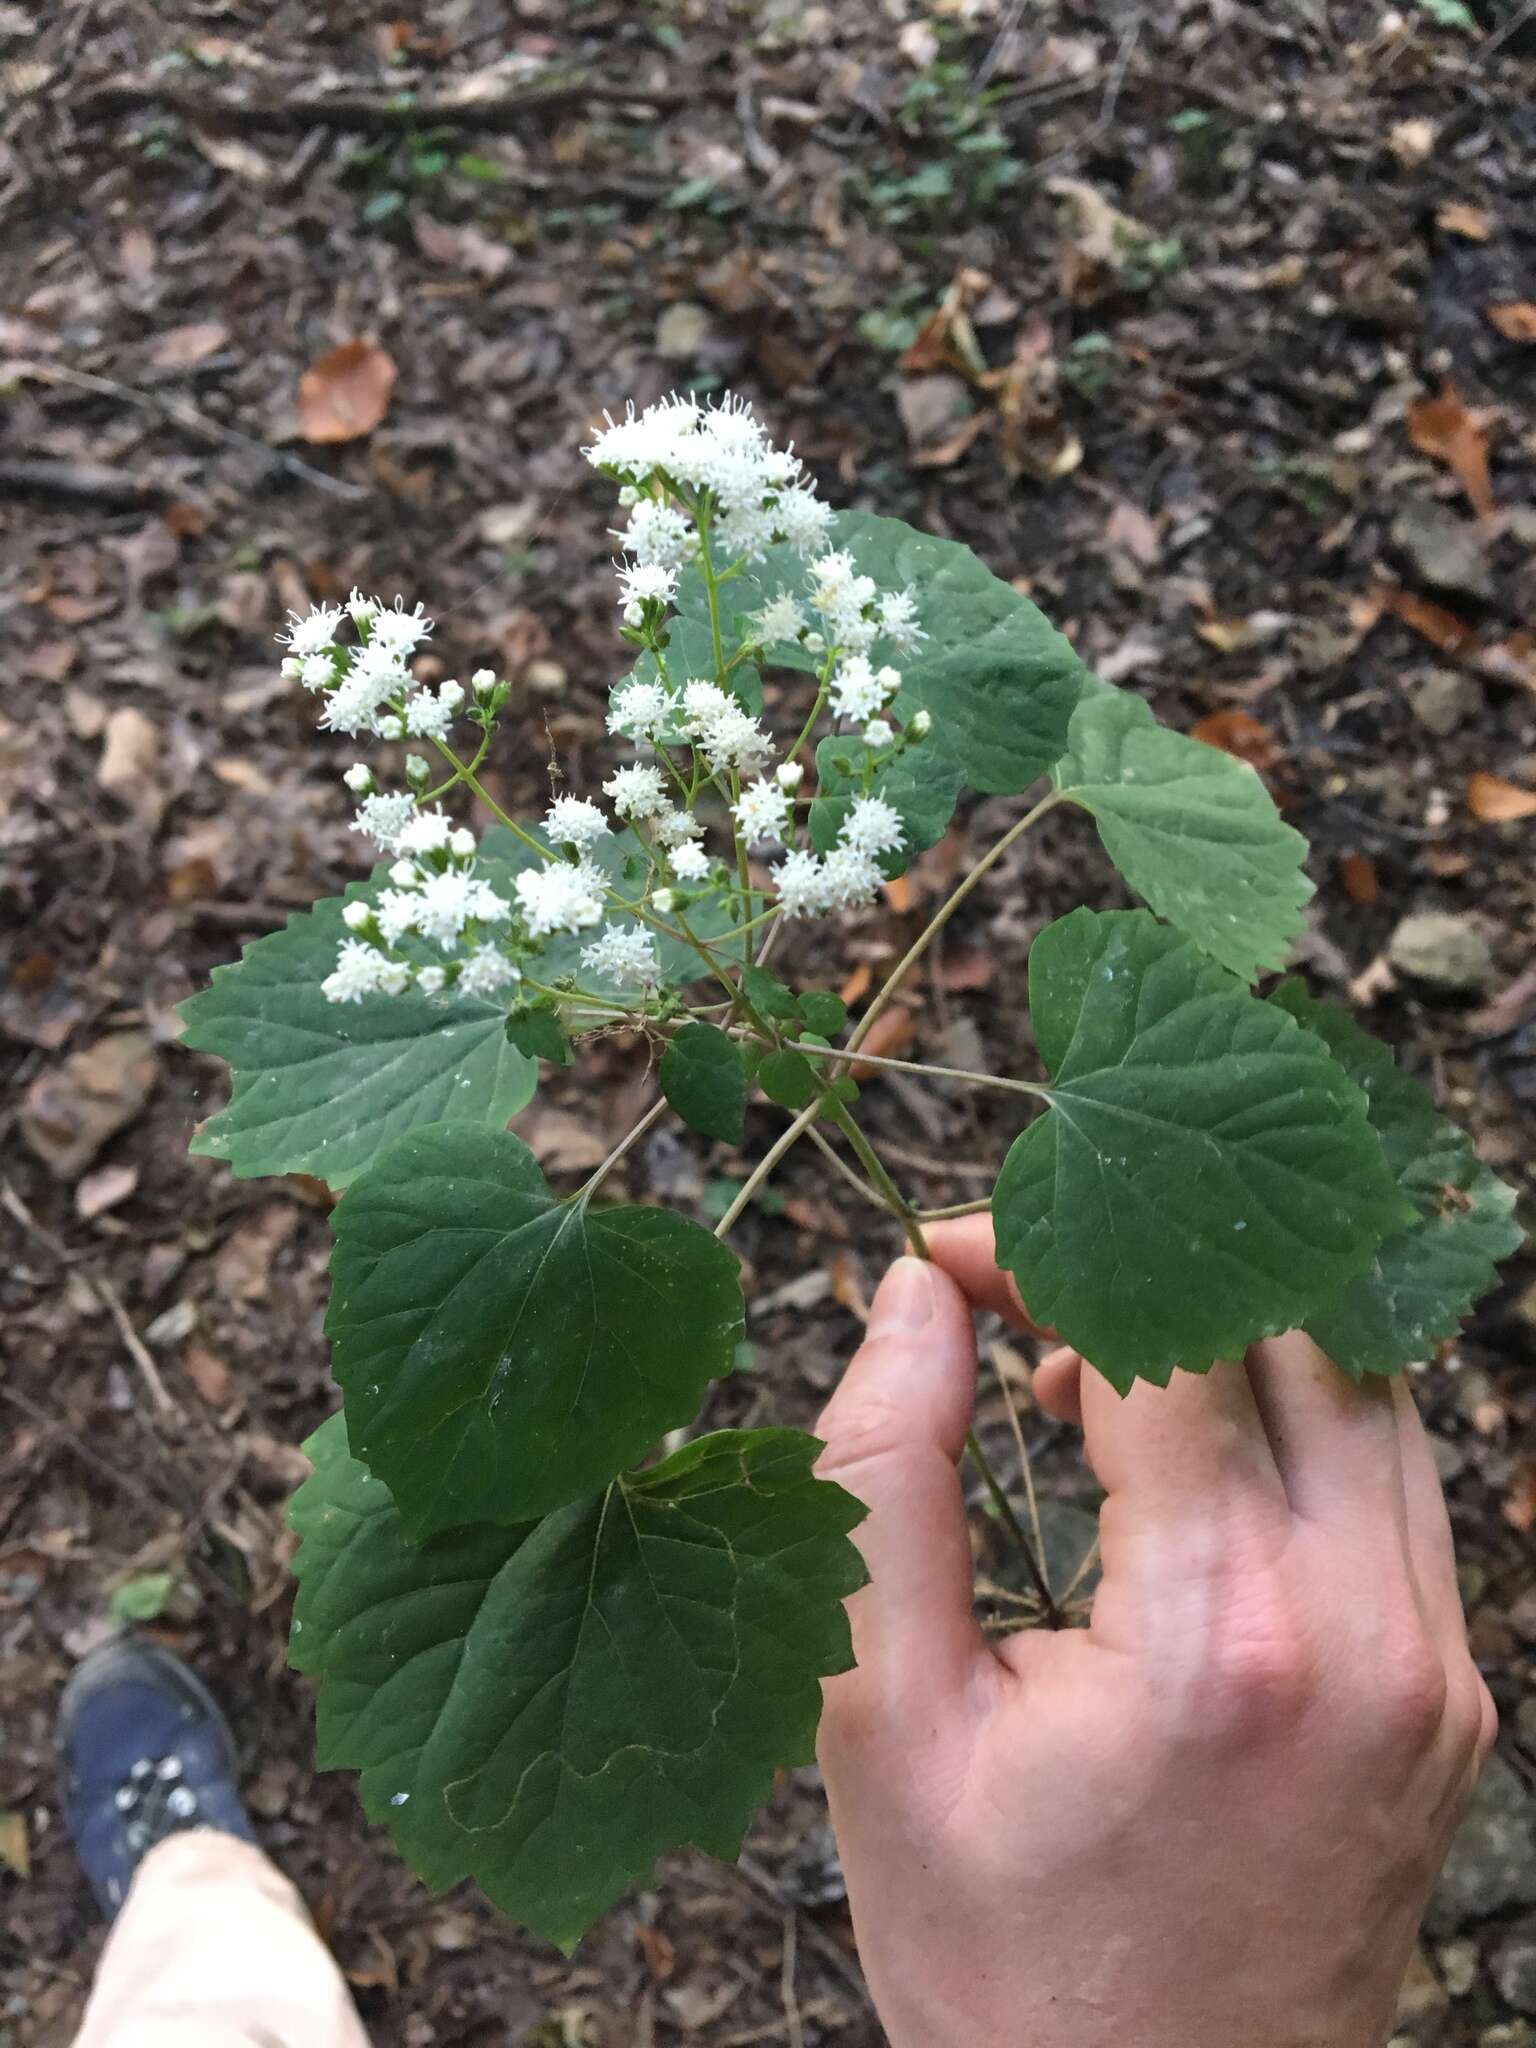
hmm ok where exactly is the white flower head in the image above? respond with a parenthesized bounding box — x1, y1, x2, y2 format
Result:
(514, 862, 604, 939)
(417, 965, 447, 995)
(322, 940, 411, 1003)
(773, 486, 833, 554)
(581, 921, 662, 990)
(403, 686, 457, 741)
(346, 588, 379, 627)
(544, 796, 611, 850)
(368, 598, 433, 657)
(863, 719, 895, 749)
(754, 590, 807, 645)
(733, 777, 792, 845)
(772, 848, 828, 920)
(604, 762, 670, 822)
(877, 587, 925, 653)
(607, 679, 675, 743)
(669, 842, 710, 881)
(299, 651, 335, 691)
(776, 760, 805, 792)
(655, 807, 704, 850)
(829, 653, 895, 725)
(617, 497, 693, 569)
(618, 561, 678, 625)
(279, 604, 343, 659)
(457, 945, 521, 999)
(352, 792, 417, 855)
(397, 808, 454, 858)
(841, 794, 905, 859)
(820, 842, 884, 910)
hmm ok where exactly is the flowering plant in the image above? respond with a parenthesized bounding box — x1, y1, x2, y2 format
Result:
(181, 395, 1519, 1950)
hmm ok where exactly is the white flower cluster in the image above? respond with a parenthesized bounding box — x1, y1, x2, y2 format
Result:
(589, 392, 834, 566)
(279, 594, 446, 740)
(772, 796, 906, 919)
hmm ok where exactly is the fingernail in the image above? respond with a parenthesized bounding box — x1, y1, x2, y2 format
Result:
(866, 1256, 936, 1338)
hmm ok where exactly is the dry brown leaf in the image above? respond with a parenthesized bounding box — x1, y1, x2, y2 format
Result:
(1437, 201, 1491, 241)
(1487, 302, 1536, 343)
(75, 1163, 138, 1220)
(297, 339, 397, 444)
(1504, 1459, 1536, 1535)
(0, 1812, 29, 1881)
(839, 962, 873, 1007)
(97, 706, 163, 825)
(149, 321, 230, 368)
(1189, 709, 1282, 775)
(1338, 852, 1380, 906)
(1195, 611, 1290, 654)
(899, 270, 991, 377)
(1466, 771, 1536, 822)
(1105, 500, 1161, 566)
(118, 227, 157, 281)
(1405, 382, 1495, 518)
(412, 214, 511, 281)
(183, 1343, 235, 1408)
(189, 124, 270, 183)
(829, 1249, 870, 1321)
(18, 1031, 159, 1179)
(1381, 586, 1478, 655)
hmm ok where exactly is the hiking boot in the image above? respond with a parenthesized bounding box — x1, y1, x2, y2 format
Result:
(59, 1637, 255, 1918)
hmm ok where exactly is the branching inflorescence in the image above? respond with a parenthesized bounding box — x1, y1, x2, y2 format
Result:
(181, 392, 1522, 1954)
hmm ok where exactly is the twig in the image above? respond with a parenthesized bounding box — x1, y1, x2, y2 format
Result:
(914, 1196, 993, 1222)
(780, 1910, 804, 2048)
(734, 1855, 868, 2007)
(975, 0, 1029, 87)
(1029, 16, 1144, 178)
(70, 73, 694, 135)
(576, 1096, 667, 1205)
(90, 1274, 182, 1417)
(965, 1428, 1061, 1625)
(0, 458, 168, 507)
(783, 1036, 1047, 1102)
(12, 360, 369, 502)
(1482, 0, 1536, 56)
(804, 1123, 888, 1213)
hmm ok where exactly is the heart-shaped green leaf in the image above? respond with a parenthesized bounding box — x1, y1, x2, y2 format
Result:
(992, 909, 1413, 1390)
(659, 1022, 746, 1144)
(179, 878, 536, 1191)
(1053, 687, 1313, 982)
(1270, 982, 1523, 1375)
(328, 1123, 744, 1536)
(662, 509, 1087, 807)
(289, 1415, 866, 1950)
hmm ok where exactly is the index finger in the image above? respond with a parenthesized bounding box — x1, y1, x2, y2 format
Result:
(923, 1214, 1055, 1338)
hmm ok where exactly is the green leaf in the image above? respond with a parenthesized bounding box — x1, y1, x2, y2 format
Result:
(289, 1415, 866, 1950)
(179, 879, 536, 1191)
(992, 910, 1414, 1391)
(505, 1009, 572, 1064)
(672, 509, 1088, 804)
(1411, 0, 1475, 28)
(757, 1049, 819, 1112)
(797, 990, 847, 1037)
(1052, 688, 1313, 982)
(328, 1124, 744, 1537)
(739, 964, 798, 1021)
(1270, 982, 1523, 1376)
(659, 1023, 746, 1144)
(111, 1572, 175, 1623)
(808, 734, 964, 877)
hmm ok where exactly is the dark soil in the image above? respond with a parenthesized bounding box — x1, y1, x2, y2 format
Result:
(2, 3, 1533, 2043)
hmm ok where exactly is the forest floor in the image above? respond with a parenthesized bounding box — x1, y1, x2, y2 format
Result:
(2, 2, 1534, 2043)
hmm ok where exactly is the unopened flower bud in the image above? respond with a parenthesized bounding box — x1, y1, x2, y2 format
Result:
(449, 828, 476, 858)
(389, 859, 418, 889)
(909, 708, 932, 739)
(281, 657, 303, 680)
(471, 667, 497, 699)
(405, 755, 431, 787)
(343, 763, 374, 794)
(379, 715, 404, 740)
(776, 761, 805, 792)
(652, 888, 676, 914)
(342, 900, 373, 932)
(440, 679, 465, 712)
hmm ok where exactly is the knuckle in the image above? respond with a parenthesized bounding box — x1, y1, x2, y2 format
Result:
(814, 1388, 909, 1478)
(1375, 1632, 1449, 1750)
(1201, 1576, 1319, 1737)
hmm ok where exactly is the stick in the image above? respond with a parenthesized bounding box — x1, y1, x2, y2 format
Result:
(0, 458, 168, 507)
(13, 360, 369, 502)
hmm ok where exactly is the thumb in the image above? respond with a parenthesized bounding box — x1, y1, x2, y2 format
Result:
(815, 1257, 985, 1708)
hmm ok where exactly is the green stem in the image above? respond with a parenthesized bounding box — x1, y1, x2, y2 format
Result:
(915, 1197, 993, 1223)
(845, 789, 1064, 1058)
(713, 1100, 822, 1237)
(805, 1122, 890, 1213)
(575, 1098, 667, 1207)
(828, 1104, 928, 1258)
(782, 1038, 1049, 1103)
(432, 746, 551, 863)
(966, 1427, 1061, 1625)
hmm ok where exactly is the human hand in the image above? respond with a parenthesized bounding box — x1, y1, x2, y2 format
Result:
(814, 1218, 1495, 2048)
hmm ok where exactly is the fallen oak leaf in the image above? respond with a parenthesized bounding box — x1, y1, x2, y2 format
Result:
(1379, 585, 1478, 656)
(297, 339, 396, 445)
(1466, 771, 1536, 822)
(1189, 709, 1282, 778)
(1405, 381, 1496, 518)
